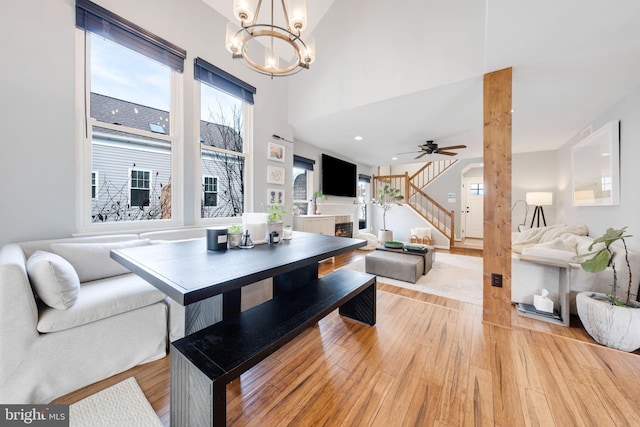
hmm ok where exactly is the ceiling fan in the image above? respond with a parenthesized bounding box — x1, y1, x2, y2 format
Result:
(399, 140, 467, 159)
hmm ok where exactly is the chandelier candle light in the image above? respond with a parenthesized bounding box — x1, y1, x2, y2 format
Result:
(226, 0, 316, 77)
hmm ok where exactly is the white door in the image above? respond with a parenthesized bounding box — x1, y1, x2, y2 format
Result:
(463, 178, 484, 238)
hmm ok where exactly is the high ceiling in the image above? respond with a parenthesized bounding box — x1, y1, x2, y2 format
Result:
(205, 0, 640, 166)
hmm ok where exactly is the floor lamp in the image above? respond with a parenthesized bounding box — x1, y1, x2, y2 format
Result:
(526, 192, 553, 227)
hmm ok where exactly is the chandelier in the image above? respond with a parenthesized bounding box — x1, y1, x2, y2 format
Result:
(225, 0, 316, 77)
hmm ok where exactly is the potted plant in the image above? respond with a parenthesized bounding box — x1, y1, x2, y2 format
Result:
(574, 227, 640, 352)
(372, 184, 404, 243)
(312, 191, 327, 214)
(266, 204, 287, 236)
(227, 224, 243, 248)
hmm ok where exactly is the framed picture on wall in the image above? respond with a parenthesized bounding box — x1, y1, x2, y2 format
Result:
(571, 120, 620, 206)
(267, 188, 285, 205)
(267, 166, 285, 185)
(267, 141, 285, 162)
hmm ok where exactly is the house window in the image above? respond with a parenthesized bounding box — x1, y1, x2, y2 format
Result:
(203, 176, 218, 207)
(130, 169, 151, 207)
(196, 58, 255, 219)
(358, 175, 371, 230)
(91, 171, 98, 199)
(470, 183, 484, 195)
(76, 0, 185, 227)
(293, 155, 315, 215)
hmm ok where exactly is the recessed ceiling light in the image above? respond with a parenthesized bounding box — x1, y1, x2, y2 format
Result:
(354, 136, 363, 141)
(391, 157, 398, 160)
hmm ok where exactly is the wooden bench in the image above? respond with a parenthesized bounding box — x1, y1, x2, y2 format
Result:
(170, 269, 376, 427)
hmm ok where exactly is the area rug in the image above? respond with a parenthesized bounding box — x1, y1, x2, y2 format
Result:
(342, 252, 483, 305)
(70, 377, 163, 427)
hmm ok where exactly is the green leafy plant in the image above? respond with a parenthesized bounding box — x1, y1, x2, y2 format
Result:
(372, 184, 404, 231)
(227, 224, 243, 234)
(266, 204, 287, 223)
(575, 227, 634, 306)
(313, 191, 327, 201)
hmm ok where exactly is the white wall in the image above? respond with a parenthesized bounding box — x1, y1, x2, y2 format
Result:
(292, 140, 375, 233)
(0, 0, 290, 246)
(1, 0, 76, 245)
(372, 151, 560, 242)
(512, 150, 557, 230)
(288, 0, 485, 125)
(556, 84, 640, 253)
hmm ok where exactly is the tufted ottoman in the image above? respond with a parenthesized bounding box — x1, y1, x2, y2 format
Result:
(365, 250, 424, 283)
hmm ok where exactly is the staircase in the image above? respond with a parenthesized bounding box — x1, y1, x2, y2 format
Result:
(373, 160, 457, 247)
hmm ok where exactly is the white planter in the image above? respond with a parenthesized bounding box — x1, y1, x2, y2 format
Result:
(378, 230, 393, 243)
(576, 292, 640, 352)
(228, 233, 243, 248)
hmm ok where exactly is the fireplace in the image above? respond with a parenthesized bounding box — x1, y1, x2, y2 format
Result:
(334, 215, 353, 238)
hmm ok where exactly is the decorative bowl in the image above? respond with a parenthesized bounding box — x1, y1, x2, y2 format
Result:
(384, 241, 404, 249)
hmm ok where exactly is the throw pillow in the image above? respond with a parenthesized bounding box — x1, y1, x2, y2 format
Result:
(26, 250, 80, 310)
(50, 239, 151, 283)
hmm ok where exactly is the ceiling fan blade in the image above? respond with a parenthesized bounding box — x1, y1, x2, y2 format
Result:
(414, 152, 427, 159)
(437, 144, 467, 150)
(396, 150, 422, 155)
(436, 151, 457, 156)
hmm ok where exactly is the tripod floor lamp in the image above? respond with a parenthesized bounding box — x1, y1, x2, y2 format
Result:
(526, 192, 553, 227)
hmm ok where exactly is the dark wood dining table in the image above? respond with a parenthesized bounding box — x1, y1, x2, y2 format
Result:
(111, 231, 366, 335)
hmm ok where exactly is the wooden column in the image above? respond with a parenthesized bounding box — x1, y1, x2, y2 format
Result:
(483, 67, 512, 327)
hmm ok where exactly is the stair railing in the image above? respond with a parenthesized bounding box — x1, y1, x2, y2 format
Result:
(373, 159, 457, 247)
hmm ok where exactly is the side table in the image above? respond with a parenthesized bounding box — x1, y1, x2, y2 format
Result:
(516, 255, 570, 327)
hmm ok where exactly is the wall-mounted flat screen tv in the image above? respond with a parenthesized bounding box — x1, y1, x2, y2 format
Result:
(322, 154, 357, 197)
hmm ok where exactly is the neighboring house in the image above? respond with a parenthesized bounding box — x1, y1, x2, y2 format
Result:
(90, 93, 244, 222)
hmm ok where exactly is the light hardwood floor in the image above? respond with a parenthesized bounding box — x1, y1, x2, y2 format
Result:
(54, 250, 640, 426)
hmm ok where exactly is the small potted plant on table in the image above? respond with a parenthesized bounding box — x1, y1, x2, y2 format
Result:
(266, 204, 287, 237)
(227, 224, 243, 248)
(312, 191, 327, 214)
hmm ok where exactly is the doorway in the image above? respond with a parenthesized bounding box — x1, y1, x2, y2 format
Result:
(463, 177, 484, 239)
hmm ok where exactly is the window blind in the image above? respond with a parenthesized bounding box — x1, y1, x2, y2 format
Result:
(76, 0, 186, 72)
(194, 58, 257, 105)
(294, 155, 315, 171)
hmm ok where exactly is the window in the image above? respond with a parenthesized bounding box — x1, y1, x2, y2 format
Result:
(76, 0, 185, 227)
(195, 58, 255, 219)
(358, 174, 371, 230)
(91, 171, 98, 199)
(203, 176, 218, 207)
(130, 169, 151, 207)
(293, 155, 315, 215)
(470, 183, 484, 195)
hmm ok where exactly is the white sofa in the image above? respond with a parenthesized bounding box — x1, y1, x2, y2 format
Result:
(511, 225, 640, 314)
(0, 227, 216, 404)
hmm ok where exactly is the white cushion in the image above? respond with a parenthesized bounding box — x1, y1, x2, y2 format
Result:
(521, 246, 576, 262)
(50, 240, 150, 283)
(37, 274, 166, 333)
(26, 251, 80, 310)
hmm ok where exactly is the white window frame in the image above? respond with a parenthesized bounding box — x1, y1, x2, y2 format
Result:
(75, 29, 183, 233)
(292, 167, 314, 211)
(203, 175, 219, 207)
(129, 168, 152, 207)
(195, 83, 253, 224)
(91, 171, 98, 200)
